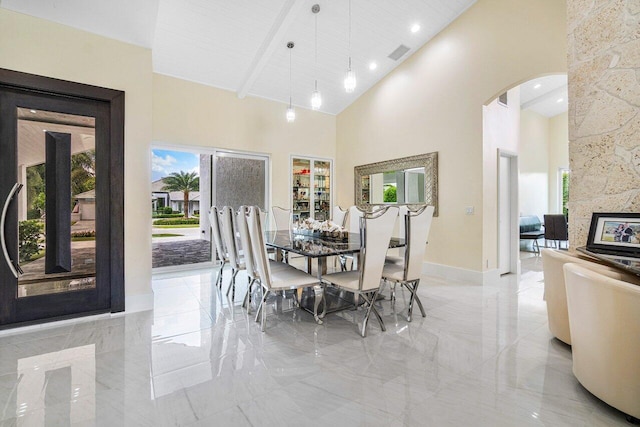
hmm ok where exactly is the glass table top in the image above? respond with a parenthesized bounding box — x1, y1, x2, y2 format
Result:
(264, 230, 404, 258)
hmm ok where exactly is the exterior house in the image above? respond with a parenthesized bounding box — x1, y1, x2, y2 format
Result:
(151, 178, 200, 216)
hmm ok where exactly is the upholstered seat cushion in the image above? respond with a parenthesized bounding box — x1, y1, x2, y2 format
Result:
(384, 255, 403, 265)
(269, 264, 319, 291)
(321, 270, 363, 291)
(382, 262, 404, 281)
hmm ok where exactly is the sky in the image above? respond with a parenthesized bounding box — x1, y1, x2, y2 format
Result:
(151, 149, 199, 182)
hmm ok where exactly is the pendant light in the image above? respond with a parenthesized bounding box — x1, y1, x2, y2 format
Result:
(286, 41, 296, 123)
(344, 0, 356, 93)
(311, 4, 322, 110)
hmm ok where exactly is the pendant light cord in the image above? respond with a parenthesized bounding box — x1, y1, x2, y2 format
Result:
(289, 47, 292, 107)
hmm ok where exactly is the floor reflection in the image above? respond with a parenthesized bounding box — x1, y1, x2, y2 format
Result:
(0, 253, 631, 426)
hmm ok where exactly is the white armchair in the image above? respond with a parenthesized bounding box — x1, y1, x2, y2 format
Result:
(564, 263, 640, 422)
(540, 249, 638, 345)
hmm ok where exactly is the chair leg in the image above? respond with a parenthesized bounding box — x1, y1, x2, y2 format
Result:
(261, 290, 270, 332)
(405, 279, 426, 322)
(227, 269, 239, 298)
(242, 277, 255, 313)
(255, 288, 268, 323)
(360, 288, 385, 337)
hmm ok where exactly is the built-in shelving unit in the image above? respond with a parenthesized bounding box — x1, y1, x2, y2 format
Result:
(292, 157, 332, 222)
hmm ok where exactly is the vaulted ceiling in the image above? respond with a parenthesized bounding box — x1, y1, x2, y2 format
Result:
(1, 0, 476, 114)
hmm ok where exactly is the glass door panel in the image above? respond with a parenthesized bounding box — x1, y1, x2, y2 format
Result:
(151, 148, 210, 269)
(17, 108, 97, 298)
(292, 158, 311, 222)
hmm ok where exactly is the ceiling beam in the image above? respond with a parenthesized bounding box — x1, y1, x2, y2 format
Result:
(521, 85, 567, 110)
(236, 0, 305, 99)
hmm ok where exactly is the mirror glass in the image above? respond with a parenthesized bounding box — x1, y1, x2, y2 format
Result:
(355, 152, 437, 215)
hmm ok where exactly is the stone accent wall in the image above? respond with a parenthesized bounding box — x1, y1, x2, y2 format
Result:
(567, 0, 640, 248)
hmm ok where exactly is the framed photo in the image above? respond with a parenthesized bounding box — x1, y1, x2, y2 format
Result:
(587, 212, 640, 256)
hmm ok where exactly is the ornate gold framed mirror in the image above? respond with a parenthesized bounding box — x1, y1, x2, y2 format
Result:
(354, 152, 438, 216)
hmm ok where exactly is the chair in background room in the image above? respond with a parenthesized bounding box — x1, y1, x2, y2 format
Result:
(209, 206, 228, 289)
(382, 205, 435, 321)
(321, 206, 398, 337)
(541, 248, 639, 345)
(245, 206, 322, 331)
(564, 263, 640, 423)
(544, 214, 568, 249)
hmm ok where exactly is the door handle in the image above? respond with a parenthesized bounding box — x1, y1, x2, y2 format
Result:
(1, 183, 23, 278)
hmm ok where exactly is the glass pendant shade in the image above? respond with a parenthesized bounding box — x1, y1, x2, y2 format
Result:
(286, 106, 296, 122)
(344, 68, 356, 93)
(311, 89, 322, 110)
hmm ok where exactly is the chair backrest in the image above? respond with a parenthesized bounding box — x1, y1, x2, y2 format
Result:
(348, 205, 365, 233)
(247, 206, 272, 288)
(209, 206, 227, 263)
(544, 214, 568, 240)
(220, 206, 242, 270)
(403, 205, 435, 280)
(358, 206, 398, 291)
(540, 248, 630, 345)
(333, 206, 348, 227)
(564, 263, 640, 419)
(271, 206, 291, 231)
(237, 206, 256, 279)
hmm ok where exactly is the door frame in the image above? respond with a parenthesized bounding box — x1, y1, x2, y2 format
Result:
(497, 149, 519, 274)
(0, 68, 124, 326)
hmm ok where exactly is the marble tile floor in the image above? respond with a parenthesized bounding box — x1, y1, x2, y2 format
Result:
(0, 254, 633, 426)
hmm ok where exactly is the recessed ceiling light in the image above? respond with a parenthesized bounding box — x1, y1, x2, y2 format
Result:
(556, 98, 564, 103)
(410, 24, 420, 33)
(30, 109, 37, 114)
(533, 83, 542, 89)
(369, 62, 377, 70)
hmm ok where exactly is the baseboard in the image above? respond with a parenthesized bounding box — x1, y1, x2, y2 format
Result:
(125, 292, 154, 313)
(422, 262, 500, 285)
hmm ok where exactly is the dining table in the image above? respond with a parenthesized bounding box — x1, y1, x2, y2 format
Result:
(263, 230, 405, 322)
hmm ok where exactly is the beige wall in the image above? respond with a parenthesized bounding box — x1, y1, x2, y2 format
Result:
(483, 88, 520, 273)
(519, 110, 550, 220)
(0, 9, 337, 304)
(0, 9, 154, 298)
(567, 0, 640, 249)
(152, 74, 336, 210)
(518, 110, 569, 221)
(548, 112, 569, 213)
(336, 0, 567, 274)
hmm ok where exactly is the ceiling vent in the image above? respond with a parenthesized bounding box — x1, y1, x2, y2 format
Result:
(387, 44, 410, 61)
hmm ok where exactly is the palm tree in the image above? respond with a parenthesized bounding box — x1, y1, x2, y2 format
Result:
(162, 171, 199, 218)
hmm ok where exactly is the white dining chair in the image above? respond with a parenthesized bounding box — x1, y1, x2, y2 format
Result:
(382, 205, 434, 322)
(209, 206, 228, 289)
(245, 206, 321, 331)
(333, 205, 348, 227)
(385, 205, 409, 265)
(220, 206, 247, 298)
(271, 206, 292, 263)
(340, 205, 366, 271)
(321, 206, 398, 337)
(237, 206, 289, 314)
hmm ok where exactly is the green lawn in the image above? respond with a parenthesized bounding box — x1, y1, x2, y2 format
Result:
(71, 237, 96, 242)
(152, 233, 183, 237)
(153, 224, 199, 229)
